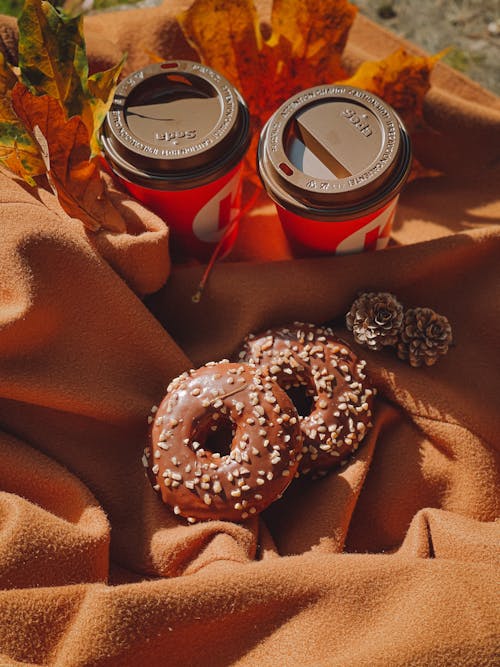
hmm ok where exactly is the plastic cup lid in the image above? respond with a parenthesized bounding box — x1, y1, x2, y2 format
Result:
(101, 61, 250, 188)
(258, 85, 412, 219)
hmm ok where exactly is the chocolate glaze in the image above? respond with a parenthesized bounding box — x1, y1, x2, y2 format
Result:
(143, 361, 302, 521)
(240, 323, 375, 476)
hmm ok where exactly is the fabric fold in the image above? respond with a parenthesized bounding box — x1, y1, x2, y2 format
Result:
(0, 1, 498, 665)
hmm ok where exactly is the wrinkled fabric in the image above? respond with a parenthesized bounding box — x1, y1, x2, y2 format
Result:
(0, 1, 499, 665)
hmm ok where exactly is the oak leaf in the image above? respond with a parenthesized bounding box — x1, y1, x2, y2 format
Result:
(12, 84, 126, 233)
(0, 52, 45, 184)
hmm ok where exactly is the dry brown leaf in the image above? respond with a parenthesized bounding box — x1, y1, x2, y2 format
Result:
(12, 84, 126, 234)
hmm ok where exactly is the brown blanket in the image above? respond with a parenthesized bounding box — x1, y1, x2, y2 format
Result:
(0, 1, 499, 665)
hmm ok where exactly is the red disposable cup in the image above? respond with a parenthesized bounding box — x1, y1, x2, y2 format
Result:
(258, 85, 412, 256)
(101, 61, 250, 262)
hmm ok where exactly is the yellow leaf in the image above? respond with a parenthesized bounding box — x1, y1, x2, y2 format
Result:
(84, 55, 126, 157)
(145, 50, 167, 64)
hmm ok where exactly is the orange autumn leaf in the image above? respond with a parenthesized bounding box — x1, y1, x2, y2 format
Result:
(12, 84, 126, 234)
(269, 0, 355, 75)
(340, 48, 444, 132)
(180, 0, 262, 97)
(179, 0, 357, 171)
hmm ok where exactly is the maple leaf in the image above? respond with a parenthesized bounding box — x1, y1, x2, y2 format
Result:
(18, 0, 88, 118)
(17, 0, 125, 157)
(179, 0, 357, 171)
(0, 0, 127, 233)
(179, 0, 442, 183)
(0, 52, 45, 185)
(12, 83, 126, 233)
(340, 48, 443, 132)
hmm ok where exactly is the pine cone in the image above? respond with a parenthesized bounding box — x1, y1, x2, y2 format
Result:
(397, 307, 452, 367)
(346, 292, 403, 351)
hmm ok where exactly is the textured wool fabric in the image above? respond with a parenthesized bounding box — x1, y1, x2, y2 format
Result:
(0, 1, 499, 666)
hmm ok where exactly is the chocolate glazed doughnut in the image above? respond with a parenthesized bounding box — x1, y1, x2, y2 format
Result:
(240, 323, 375, 476)
(143, 361, 303, 522)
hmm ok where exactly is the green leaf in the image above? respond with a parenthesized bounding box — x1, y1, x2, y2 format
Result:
(0, 52, 45, 184)
(18, 0, 88, 118)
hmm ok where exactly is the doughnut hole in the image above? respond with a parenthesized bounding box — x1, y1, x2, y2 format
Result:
(284, 385, 315, 417)
(202, 414, 235, 458)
